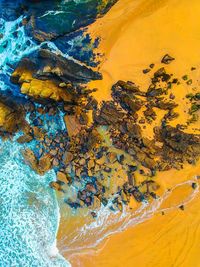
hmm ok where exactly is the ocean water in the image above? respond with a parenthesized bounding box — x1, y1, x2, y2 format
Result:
(0, 12, 71, 267)
(0, 138, 70, 267)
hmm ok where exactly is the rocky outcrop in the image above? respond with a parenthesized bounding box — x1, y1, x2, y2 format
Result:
(37, 49, 102, 82)
(22, 148, 52, 175)
(23, 0, 118, 42)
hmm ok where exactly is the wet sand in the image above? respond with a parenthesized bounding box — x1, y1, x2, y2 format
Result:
(57, 0, 200, 266)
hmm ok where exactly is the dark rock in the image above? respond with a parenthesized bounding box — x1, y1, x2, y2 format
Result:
(143, 68, 151, 74)
(161, 54, 175, 64)
(149, 64, 155, 69)
(94, 101, 124, 125)
(17, 134, 33, 144)
(49, 181, 63, 192)
(192, 182, 197, 189)
(37, 49, 102, 82)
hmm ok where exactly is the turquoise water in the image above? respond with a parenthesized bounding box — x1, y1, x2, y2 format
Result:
(0, 12, 70, 267)
(0, 138, 70, 266)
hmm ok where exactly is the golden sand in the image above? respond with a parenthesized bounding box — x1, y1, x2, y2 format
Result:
(57, 0, 200, 266)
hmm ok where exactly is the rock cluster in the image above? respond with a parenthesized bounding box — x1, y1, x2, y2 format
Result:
(9, 54, 200, 215)
(11, 50, 102, 102)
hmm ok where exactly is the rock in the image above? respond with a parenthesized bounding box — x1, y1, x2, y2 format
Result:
(128, 165, 137, 172)
(22, 148, 38, 172)
(64, 115, 82, 138)
(149, 64, 155, 69)
(49, 181, 62, 192)
(37, 49, 102, 82)
(146, 85, 164, 97)
(143, 68, 151, 74)
(91, 211, 97, 218)
(131, 188, 144, 202)
(128, 172, 135, 186)
(104, 167, 112, 173)
(0, 101, 24, 134)
(161, 54, 175, 64)
(57, 171, 69, 184)
(86, 183, 96, 194)
(94, 101, 124, 125)
(152, 67, 171, 83)
(112, 84, 144, 113)
(144, 107, 156, 121)
(126, 122, 142, 139)
(153, 100, 178, 110)
(32, 126, 44, 140)
(17, 134, 33, 144)
(22, 149, 52, 175)
(11, 58, 74, 102)
(92, 196, 101, 209)
(121, 190, 129, 204)
(107, 152, 117, 164)
(52, 158, 59, 167)
(79, 158, 86, 166)
(88, 159, 95, 169)
(192, 182, 197, 189)
(38, 154, 52, 174)
(49, 149, 58, 157)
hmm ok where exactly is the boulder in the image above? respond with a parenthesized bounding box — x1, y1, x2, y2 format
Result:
(37, 49, 102, 83)
(64, 115, 82, 137)
(22, 149, 52, 175)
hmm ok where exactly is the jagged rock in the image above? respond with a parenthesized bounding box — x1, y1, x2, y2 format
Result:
(49, 181, 63, 192)
(17, 134, 33, 144)
(161, 54, 175, 64)
(126, 122, 142, 139)
(22, 149, 52, 175)
(88, 159, 95, 169)
(94, 101, 124, 125)
(11, 58, 74, 102)
(37, 49, 102, 82)
(154, 125, 200, 166)
(57, 171, 69, 184)
(130, 187, 144, 202)
(0, 102, 22, 134)
(144, 107, 156, 121)
(114, 80, 143, 94)
(107, 152, 117, 164)
(146, 86, 163, 97)
(39, 154, 52, 173)
(64, 115, 82, 138)
(153, 100, 178, 110)
(152, 67, 171, 83)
